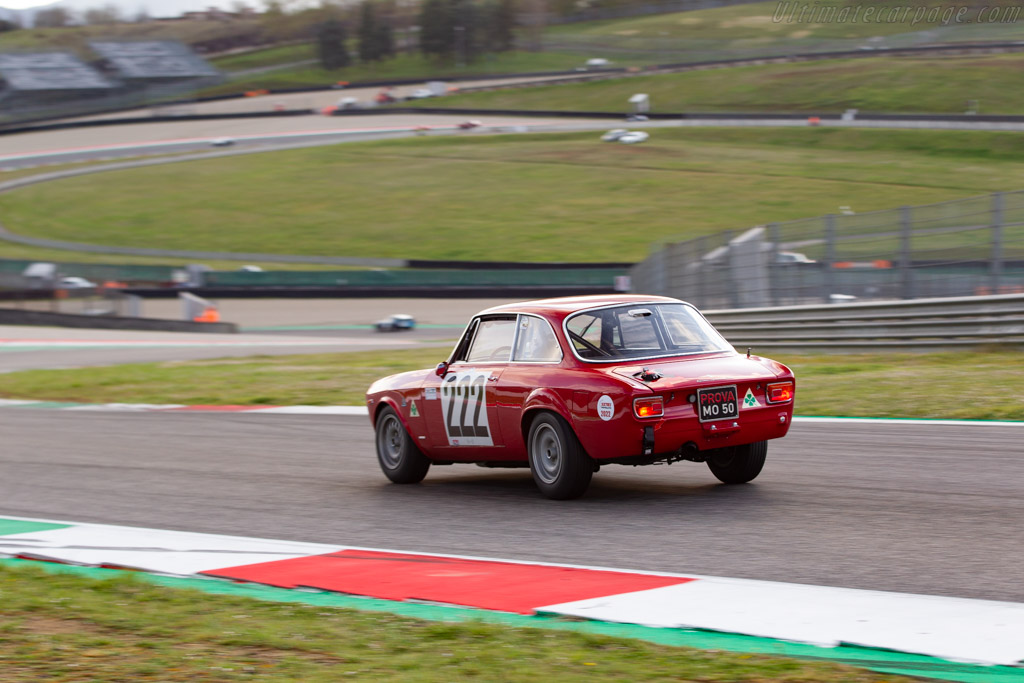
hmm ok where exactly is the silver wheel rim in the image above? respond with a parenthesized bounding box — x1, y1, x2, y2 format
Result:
(531, 423, 562, 485)
(378, 415, 404, 469)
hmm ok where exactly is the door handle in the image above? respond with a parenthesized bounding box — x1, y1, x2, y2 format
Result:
(487, 375, 499, 382)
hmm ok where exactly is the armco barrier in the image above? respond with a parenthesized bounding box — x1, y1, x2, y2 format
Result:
(0, 258, 177, 284)
(123, 285, 619, 299)
(201, 267, 626, 288)
(0, 109, 315, 137)
(0, 307, 237, 333)
(703, 293, 1024, 351)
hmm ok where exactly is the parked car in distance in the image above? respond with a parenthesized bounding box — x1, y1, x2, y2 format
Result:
(601, 129, 629, 142)
(775, 251, 816, 264)
(375, 314, 416, 332)
(617, 131, 649, 144)
(56, 276, 97, 289)
(366, 295, 795, 499)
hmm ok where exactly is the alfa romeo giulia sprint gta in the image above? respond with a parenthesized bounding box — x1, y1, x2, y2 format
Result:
(366, 295, 795, 499)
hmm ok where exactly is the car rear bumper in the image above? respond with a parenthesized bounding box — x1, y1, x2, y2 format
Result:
(586, 404, 793, 463)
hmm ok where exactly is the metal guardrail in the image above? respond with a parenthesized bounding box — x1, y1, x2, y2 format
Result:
(703, 293, 1024, 350)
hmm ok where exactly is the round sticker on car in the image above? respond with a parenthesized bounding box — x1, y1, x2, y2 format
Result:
(597, 395, 614, 421)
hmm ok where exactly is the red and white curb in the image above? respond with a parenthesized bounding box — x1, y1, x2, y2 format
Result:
(2, 399, 1024, 427)
(1, 515, 1023, 666)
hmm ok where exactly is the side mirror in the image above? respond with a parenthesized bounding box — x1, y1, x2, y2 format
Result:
(435, 362, 449, 377)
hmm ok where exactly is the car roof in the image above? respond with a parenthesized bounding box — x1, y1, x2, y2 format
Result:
(477, 294, 684, 318)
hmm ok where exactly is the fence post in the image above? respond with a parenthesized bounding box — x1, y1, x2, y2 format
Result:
(682, 238, 695, 302)
(723, 230, 738, 309)
(991, 192, 1004, 295)
(823, 214, 835, 304)
(899, 205, 913, 300)
(696, 236, 708, 308)
(667, 241, 684, 296)
(657, 248, 669, 296)
(768, 222, 780, 307)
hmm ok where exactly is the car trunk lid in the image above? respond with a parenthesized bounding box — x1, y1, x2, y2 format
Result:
(609, 353, 783, 393)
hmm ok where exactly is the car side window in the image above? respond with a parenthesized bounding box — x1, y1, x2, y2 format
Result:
(513, 316, 562, 362)
(465, 318, 517, 363)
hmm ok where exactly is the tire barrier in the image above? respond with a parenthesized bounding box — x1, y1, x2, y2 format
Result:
(0, 306, 237, 333)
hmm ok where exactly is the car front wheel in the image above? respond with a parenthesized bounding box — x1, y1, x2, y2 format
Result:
(375, 406, 430, 484)
(707, 440, 767, 484)
(527, 413, 593, 500)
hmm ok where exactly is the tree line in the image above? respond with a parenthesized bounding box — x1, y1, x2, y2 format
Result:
(318, 0, 517, 70)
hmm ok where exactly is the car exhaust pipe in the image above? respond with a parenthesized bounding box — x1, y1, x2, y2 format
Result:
(681, 441, 703, 462)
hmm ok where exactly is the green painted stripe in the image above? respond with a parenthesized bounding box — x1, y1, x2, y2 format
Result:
(1, 558, 1019, 683)
(0, 519, 71, 536)
(4, 401, 84, 409)
(796, 415, 1024, 424)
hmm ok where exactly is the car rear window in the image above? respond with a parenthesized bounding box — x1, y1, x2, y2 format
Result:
(565, 303, 730, 361)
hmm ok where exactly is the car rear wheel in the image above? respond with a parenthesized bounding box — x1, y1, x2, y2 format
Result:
(375, 406, 430, 484)
(527, 413, 593, 500)
(707, 440, 767, 484)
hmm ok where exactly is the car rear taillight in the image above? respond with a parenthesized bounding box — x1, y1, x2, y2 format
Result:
(767, 382, 794, 404)
(633, 396, 664, 418)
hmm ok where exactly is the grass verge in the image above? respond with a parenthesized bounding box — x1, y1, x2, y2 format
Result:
(0, 161, 361, 271)
(0, 561, 912, 683)
(430, 54, 1024, 115)
(1, 348, 1021, 420)
(3, 127, 1024, 263)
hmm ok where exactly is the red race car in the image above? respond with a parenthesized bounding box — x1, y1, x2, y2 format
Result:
(366, 295, 795, 499)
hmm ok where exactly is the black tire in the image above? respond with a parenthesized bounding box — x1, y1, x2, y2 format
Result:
(375, 406, 430, 484)
(707, 440, 767, 484)
(527, 412, 593, 500)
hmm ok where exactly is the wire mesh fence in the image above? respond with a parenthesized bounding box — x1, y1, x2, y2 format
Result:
(630, 191, 1024, 308)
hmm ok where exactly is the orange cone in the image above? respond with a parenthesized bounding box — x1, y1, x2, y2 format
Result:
(195, 307, 221, 323)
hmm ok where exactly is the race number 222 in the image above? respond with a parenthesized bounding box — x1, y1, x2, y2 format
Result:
(440, 371, 494, 446)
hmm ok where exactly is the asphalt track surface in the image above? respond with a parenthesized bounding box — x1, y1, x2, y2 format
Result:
(11, 110, 1024, 173)
(0, 299, 506, 370)
(0, 112, 602, 170)
(0, 325, 450, 371)
(2, 410, 1022, 604)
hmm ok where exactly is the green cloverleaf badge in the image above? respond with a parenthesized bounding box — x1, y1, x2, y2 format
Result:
(743, 388, 761, 408)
